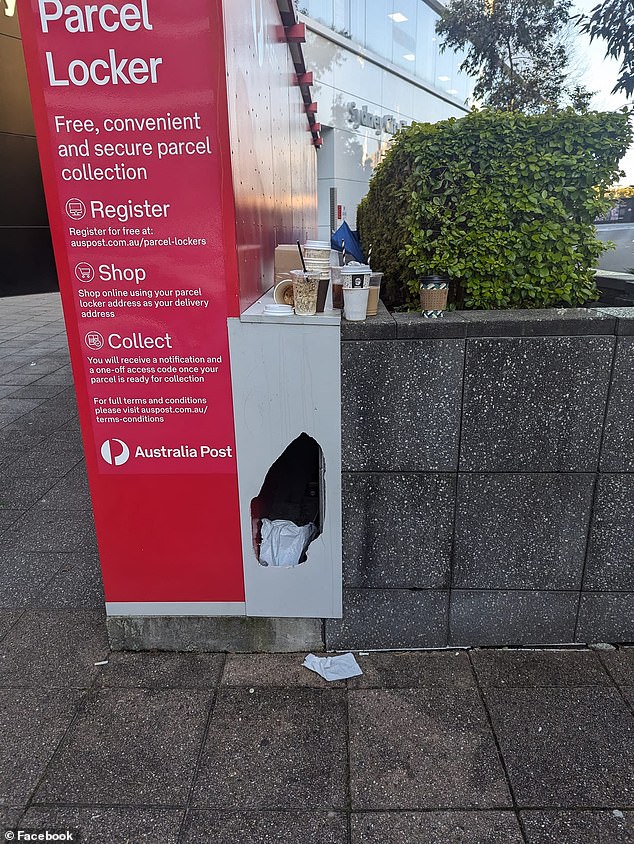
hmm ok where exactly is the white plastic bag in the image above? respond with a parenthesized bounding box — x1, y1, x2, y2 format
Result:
(259, 519, 317, 567)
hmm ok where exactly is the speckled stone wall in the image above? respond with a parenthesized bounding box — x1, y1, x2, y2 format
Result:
(328, 305, 634, 649)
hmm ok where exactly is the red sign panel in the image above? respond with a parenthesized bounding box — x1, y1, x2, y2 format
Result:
(19, 0, 246, 605)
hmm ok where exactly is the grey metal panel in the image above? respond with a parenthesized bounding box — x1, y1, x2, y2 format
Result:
(228, 318, 342, 618)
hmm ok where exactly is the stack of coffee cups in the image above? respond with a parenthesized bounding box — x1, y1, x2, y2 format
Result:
(302, 240, 331, 272)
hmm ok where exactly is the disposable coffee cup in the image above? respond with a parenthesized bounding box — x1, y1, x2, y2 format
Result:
(290, 269, 319, 316)
(341, 263, 371, 289)
(316, 272, 330, 312)
(303, 240, 331, 263)
(366, 272, 383, 316)
(331, 267, 344, 309)
(343, 287, 369, 321)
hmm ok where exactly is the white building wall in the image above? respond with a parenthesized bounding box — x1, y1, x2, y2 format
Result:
(302, 17, 472, 240)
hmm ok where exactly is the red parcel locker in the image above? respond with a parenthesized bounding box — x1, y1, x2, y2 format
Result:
(18, 0, 327, 623)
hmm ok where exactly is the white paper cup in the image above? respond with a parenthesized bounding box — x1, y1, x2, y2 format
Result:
(341, 264, 371, 288)
(343, 287, 369, 321)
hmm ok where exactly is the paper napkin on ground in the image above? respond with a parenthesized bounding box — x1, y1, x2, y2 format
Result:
(302, 652, 363, 681)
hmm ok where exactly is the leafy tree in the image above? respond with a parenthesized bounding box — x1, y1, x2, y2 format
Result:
(357, 110, 632, 310)
(579, 0, 634, 98)
(436, 0, 583, 112)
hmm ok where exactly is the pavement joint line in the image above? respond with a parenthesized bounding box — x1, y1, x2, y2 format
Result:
(0, 609, 28, 644)
(16, 622, 109, 822)
(344, 684, 352, 843)
(18, 689, 93, 826)
(176, 652, 228, 844)
(596, 652, 634, 719)
(466, 650, 529, 844)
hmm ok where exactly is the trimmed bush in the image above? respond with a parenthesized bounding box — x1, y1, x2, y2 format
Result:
(357, 109, 632, 310)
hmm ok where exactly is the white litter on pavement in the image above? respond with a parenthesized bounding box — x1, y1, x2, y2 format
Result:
(302, 652, 363, 681)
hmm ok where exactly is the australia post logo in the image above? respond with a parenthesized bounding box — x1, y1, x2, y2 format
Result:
(100, 438, 130, 466)
(99, 439, 234, 467)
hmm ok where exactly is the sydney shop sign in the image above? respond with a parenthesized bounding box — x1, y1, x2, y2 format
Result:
(346, 101, 409, 136)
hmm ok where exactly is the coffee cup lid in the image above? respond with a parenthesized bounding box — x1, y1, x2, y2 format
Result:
(341, 264, 371, 273)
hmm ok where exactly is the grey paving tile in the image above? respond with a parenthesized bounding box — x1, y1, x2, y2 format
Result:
(486, 688, 634, 806)
(36, 464, 90, 510)
(0, 610, 108, 687)
(35, 689, 211, 805)
(0, 689, 82, 806)
(0, 511, 26, 532)
(192, 688, 347, 809)
(351, 811, 524, 843)
(0, 371, 50, 387)
(182, 811, 347, 844)
(471, 649, 611, 688)
(7, 384, 68, 399)
(599, 647, 634, 685)
(450, 591, 578, 646)
(454, 474, 594, 589)
(348, 650, 475, 689)
(622, 687, 634, 709)
(577, 593, 634, 643)
(0, 398, 46, 423)
(341, 339, 464, 471)
(584, 475, 634, 590)
(0, 551, 69, 608)
(0, 429, 47, 459)
(0, 476, 58, 509)
(35, 367, 74, 386)
(0, 808, 20, 828)
(3, 444, 83, 479)
(601, 337, 634, 470)
(21, 807, 184, 843)
(97, 652, 224, 688)
(349, 688, 511, 809)
(37, 561, 104, 609)
(521, 810, 633, 843)
(4, 360, 69, 380)
(460, 336, 614, 471)
(342, 473, 454, 588)
(222, 653, 346, 688)
(325, 589, 448, 650)
(0, 509, 96, 553)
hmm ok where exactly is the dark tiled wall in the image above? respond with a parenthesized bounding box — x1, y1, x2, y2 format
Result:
(0, 10, 57, 297)
(328, 306, 634, 649)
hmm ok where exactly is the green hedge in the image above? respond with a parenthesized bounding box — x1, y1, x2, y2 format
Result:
(357, 109, 632, 310)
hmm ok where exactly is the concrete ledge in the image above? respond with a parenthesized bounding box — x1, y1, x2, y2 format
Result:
(106, 615, 324, 653)
(340, 300, 396, 339)
(597, 306, 634, 336)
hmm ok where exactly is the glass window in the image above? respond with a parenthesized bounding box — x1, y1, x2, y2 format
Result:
(333, 0, 350, 37)
(298, 0, 334, 29)
(365, 0, 391, 60)
(415, 2, 437, 84)
(388, 0, 418, 71)
(349, 0, 365, 44)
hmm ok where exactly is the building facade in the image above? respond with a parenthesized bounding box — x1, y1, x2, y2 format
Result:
(299, 0, 474, 240)
(1, 0, 56, 296)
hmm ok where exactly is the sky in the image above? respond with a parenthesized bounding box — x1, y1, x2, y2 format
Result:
(572, 0, 633, 184)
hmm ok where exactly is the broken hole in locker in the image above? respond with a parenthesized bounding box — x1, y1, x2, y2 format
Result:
(250, 433, 325, 567)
